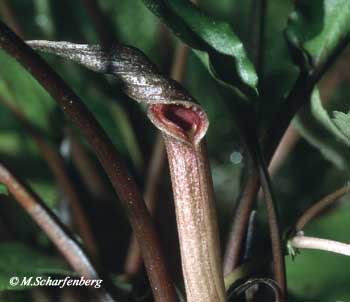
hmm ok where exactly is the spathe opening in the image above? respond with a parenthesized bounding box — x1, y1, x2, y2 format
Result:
(149, 103, 207, 144)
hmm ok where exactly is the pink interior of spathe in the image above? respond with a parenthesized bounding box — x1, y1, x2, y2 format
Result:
(149, 104, 205, 143)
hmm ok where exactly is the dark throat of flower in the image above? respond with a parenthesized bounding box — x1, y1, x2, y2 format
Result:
(148, 103, 208, 146)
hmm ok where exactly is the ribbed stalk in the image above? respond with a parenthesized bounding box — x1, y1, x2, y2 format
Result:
(149, 103, 226, 302)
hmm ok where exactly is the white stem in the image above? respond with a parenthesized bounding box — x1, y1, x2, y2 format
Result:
(291, 235, 350, 256)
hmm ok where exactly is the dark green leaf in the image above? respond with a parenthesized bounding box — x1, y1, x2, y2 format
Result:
(141, 0, 258, 100)
(0, 243, 74, 291)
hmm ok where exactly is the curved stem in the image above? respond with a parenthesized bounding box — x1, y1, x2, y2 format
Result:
(224, 258, 266, 290)
(268, 124, 300, 175)
(254, 148, 286, 300)
(230, 278, 281, 302)
(124, 135, 166, 275)
(223, 157, 259, 274)
(243, 210, 257, 260)
(291, 235, 350, 256)
(225, 128, 286, 297)
(295, 185, 350, 231)
(36, 139, 98, 256)
(0, 96, 98, 257)
(0, 21, 176, 302)
(266, 39, 349, 160)
(222, 80, 303, 278)
(0, 161, 116, 301)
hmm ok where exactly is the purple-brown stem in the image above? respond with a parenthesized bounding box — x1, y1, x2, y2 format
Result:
(0, 161, 116, 301)
(0, 96, 98, 256)
(223, 157, 258, 274)
(295, 185, 350, 231)
(268, 48, 350, 176)
(70, 0, 122, 202)
(0, 21, 176, 302)
(255, 151, 286, 299)
(35, 139, 98, 256)
(124, 136, 166, 275)
(226, 133, 286, 299)
(0, 7, 98, 256)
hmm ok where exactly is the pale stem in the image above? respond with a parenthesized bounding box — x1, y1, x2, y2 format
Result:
(148, 101, 226, 302)
(163, 135, 225, 302)
(291, 235, 350, 256)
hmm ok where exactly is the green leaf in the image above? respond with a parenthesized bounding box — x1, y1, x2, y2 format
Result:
(294, 89, 350, 170)
(0, 242, 74, 291)
(286, 0, 350, 68)
(141, 0, 258, 99)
